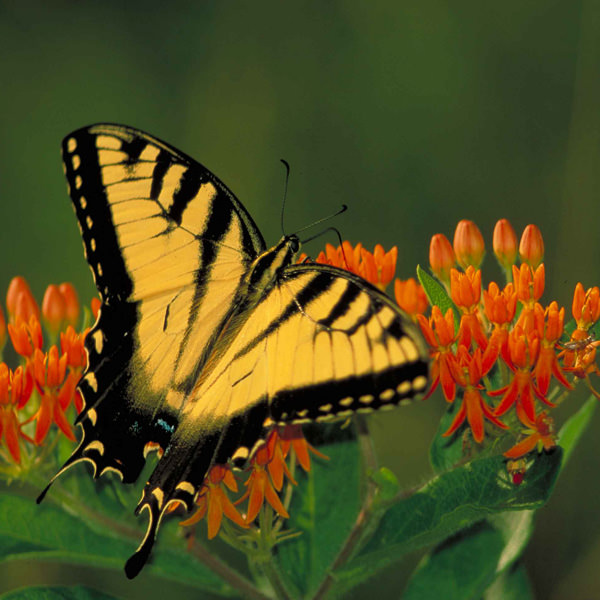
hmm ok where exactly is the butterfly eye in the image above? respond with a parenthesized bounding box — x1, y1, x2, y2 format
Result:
(288, 235, 300, 254)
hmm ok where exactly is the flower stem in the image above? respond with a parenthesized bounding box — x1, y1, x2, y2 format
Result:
(311, 415, 381, 599)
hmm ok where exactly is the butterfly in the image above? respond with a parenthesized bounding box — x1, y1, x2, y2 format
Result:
(38, 124, 429, 578)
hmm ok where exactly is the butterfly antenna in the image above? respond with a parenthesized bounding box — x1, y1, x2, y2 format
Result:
(300, 226, 352, 271)
(280, 159, 291, 236)
(295, 204, 348, 236)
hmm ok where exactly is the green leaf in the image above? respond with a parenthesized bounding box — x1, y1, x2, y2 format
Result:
(0, 585, 119, 600)
(416, 265, 459, 321)
(402, 521, 504, 600)
(558, 395, 597, 466)
(483, 561, 534, 600)
(0, 493, 234, 596)
(275, 439, 361, 598)
(402, 515, 536, 600)
(429, 400, 465, 473)
(331, 449, 561, 595)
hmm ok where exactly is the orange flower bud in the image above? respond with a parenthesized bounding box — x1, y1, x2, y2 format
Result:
(0, 306, 5, 350)
(453, 220, 485, 269)
(429, 234, 455, 283)
(59, 282, 80, 327)
(6, 276, 39, 322)
(492, 219, 517, 269)
(394, 278, 428, 316)
(42, 285, 67, 336)
(519, 224, 544, 269)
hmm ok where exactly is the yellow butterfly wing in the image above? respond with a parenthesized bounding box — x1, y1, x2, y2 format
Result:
(42, 124, 265, 488)
(127, 258, 429, 577)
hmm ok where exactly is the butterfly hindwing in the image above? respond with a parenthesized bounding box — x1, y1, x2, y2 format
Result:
(128, 260, 428, 576)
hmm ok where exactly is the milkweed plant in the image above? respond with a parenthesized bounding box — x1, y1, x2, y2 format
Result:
(0, 218, 596, 600)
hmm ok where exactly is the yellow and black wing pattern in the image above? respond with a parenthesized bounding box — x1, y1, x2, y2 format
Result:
(40, 124, 429, 578)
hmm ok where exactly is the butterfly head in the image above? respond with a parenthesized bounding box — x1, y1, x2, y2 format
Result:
(247, 235, 301, 291)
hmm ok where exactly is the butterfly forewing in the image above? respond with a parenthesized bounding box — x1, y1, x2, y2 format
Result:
(56, 124, 266, 484)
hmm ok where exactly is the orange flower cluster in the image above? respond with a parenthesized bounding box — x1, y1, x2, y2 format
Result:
(0, 277, 91, 464)
(0, 278, 327, 542)
(418, 219, 600, 458)
(305, 241, 428, 318)
(181, 425, 326, 539)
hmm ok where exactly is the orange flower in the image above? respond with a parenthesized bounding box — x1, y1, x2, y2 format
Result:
(417, 306, 461, 401)
(571, 283, 600, 330)
(490, 327, 551, 424)
(429, 233, 455, 284)
(32, 346, 74, 444)
(394, 278, 428, 318)
(513, 263, 545, 306)
(450, 267, 487, 350)
(519, 224, 544, 269)
(240, 441, 289, 524)
(360, 244, 397, 290)
(8, 316, 43, 358)
(60, 326, 88, 412)
(276, 424, 328, 475)
(481, 282, 517, 369)
(0, 365, 35, 462)
(504, 411, 556, 459)
(532, 302, 572, 395)
(311, 242, 397, 290)
(443, 346, 507, 443)
(492, 219, 518, 270)
(453, 220, 485, 269)
(513, 263, 545, 332)
(180, 465, 248, 538)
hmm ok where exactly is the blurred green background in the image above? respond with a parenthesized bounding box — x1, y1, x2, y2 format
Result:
(1, 1, 599, 598)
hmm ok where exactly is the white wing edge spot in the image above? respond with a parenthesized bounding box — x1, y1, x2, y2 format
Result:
(85, 373, 98, 392)
(232, 446, 250, 461)
(87, 408, 98, 426)
(176, 481, 195, 495)
(152, 487, 165, 510)
(380, 389, 395, 401)
(92, 330, 104, 354)
(85, 440, 105, 455)
(413, 375, 428, 391)
(397, 381, 411, 395)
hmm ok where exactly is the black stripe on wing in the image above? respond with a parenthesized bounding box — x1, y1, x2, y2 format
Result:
(63, 130, 133, 301)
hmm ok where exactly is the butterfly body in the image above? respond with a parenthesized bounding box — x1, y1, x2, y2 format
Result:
(40, 124, 429, 578)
